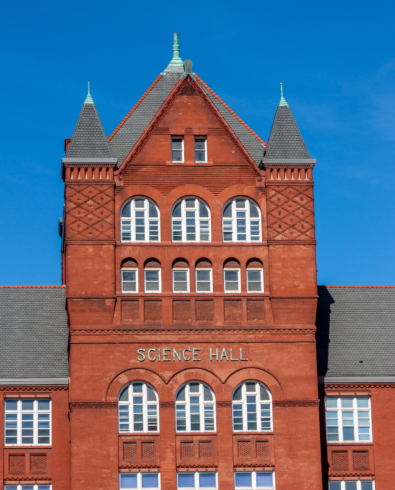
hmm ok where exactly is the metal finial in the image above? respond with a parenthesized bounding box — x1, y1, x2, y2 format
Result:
(167, 32, 184, 68)
(84, 81, 94, 104)
(279, 82, 289, 107)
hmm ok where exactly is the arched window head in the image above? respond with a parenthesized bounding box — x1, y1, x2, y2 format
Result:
(121, 197, 160, 242)
(222, 198, 261, 242)
(175, 381, 216, 432)
(232, 381, 272, 432)
(118, 382, 159, 433)
(172, 197, 211, 243)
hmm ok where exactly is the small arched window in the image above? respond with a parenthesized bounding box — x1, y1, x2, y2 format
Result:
(175, 382, 215, 432)
(172, 197, 211, 243)
(222, 198, 261, 242)
(118, 382, 159, 433)
(232, 381, 272, 432)
(121, 197, 160, 242)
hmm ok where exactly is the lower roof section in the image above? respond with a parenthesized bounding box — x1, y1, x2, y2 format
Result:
(0, 377, 68, 386)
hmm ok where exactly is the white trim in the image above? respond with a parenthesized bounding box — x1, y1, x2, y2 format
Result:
(171, 136, 184, 163)
(0, 378, 68, 386)
(246, 269, 264, 293)
(121, 197, 160, 243)
(224, 269, 241, 293)
(319, 376, 395, 384)
(222, 197, 262, 243)
(5, 398, 51, 446)
(175, 381, 216, 433)
(194, 136, 207, 163)
(119, 472, 161, 490)
(171, 197, 211, 243)
(118, 382, 159, 434)
(121, 268, 139, 294)
(177, 471, 217, 490)
(144, 269, 162, 294)
(172, 269, 190, 293)
(195, 268, 213, 293)
(325, 396, 372, 443)
(234, 471, 275, 490)
(232, 381, 272, 433)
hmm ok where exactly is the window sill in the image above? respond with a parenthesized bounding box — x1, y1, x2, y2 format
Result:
(326, 442, 373, 445)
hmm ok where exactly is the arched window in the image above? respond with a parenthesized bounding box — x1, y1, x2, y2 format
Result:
(246, 259, 264, 293)
(173, 259, 190, 293)
(118, 382, 159, 433)
(175, 382, 215, 432)
(121, 197, 160, 242)
(232, 381, 272, 432)
(172, 197, 211, 243)
(222, 198, 261, 242)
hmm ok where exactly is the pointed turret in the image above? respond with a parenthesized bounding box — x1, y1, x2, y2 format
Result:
(263, 83, 313, 164)
(65, 83, 114, 159)
(164, 33, 184, 73)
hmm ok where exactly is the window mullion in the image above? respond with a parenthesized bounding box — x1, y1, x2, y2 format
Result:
(353, 399, 358, 442)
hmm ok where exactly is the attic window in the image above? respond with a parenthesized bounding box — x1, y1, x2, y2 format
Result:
(172, 136, 184, 163)
(194, 137, 207, 163)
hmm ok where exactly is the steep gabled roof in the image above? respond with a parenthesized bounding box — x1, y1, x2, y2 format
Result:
(66, 88, 113, 159)
(0, 286, 68, 380)
(316, 286, 395, 378)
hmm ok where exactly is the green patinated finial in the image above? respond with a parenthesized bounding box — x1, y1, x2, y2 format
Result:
(84, 81, 94, 104)
(279, 82, 288, 107)
(167, 32, 184, 68)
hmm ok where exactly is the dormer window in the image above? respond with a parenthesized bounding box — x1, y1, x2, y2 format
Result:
(172, 136, 184, 163)
(194, 137, 207, 163)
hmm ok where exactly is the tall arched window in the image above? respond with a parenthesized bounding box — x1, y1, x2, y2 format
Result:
(175, 382, 215, 432)
(172, 197, 211, 243)
(121, 197, 160, 242)
(118, 382, 159, 433)
(232, 381, 272, 432)
(222, 198, 261, 242)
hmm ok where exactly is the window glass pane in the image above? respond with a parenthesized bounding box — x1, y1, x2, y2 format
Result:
(5, 486, 18, 490)
(329, 484, 341, 490)
(178, 474, 195, 487)
(147, 385, 156, 401)
(145, 270, 159, 281)
(247, 271, 261, 282)
(357, 397, 369, 408)
(204, 385, 213, 401)
(246, 382, 255, 392)
(22, 487, 34, 490)
(121, 475, 137, 489)
(233, 386, 242, 400)
(21, 400, 34, 410)
(135, 199, 144, 208)
(189, 383, 199, 393)
(38, 487, 51, 490)
(199, 473, 216, 487)
(123, 271, 136, 281)
(174, 271, 187, 281)
(142, 474, 159, 488)
(133, 383, 143, 394)
(325, 398, 337, 408)
(223, 202, 232, 218)
(119, 386, 129, 401)
(195, 138, 206, 150)
(199, 201, 209, 217)
(225, 270, 238, 281)
(197, 270, 210, 281)
(235, 473, 252, 488)
(235, 199, 245, 209)
(5, 400, 17, 410)
(149, 202, 158, 218)
(173, 202, 182, 217)
(172, 138, 183, 150)
(38, 400, 50, 410)
(361, 483, 373, 490)
(345, 483, 357, 490)
(249, 200, 259, 217)
(185, 199, 195, 208)
(176, 386, 186, 401)
(121, 201, 131, 217)
(341, 397, 353, 408)
(256, 473, 273, 487)
(260, 385, 270, 401)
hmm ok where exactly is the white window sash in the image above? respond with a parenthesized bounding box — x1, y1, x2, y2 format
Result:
(175, 383, 216, 433)
(246, 269, 264, 293)
(234, 471, 275, 490)
(173, 269, 190, 293)
(325, 397, 372, 443)
(195, 268, 213, 293)
(171, 136, 184, 163)
(177, 471, 218, 490)
(4, 399, 51, 446)
(144, 269, 162, 293)
(120, 197, 160, 243)
(222, 198, 262, 243)
(119, 472, 161, 490)
(233, 382, 272, 433)
(121, 268, 139, 294)
(194, 136, 207, 163)
(118, 383, 159, 434)
(172, 198, 211, 243)
(224, 269, 241, 293)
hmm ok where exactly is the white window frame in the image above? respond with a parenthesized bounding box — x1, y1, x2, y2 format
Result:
(177, 471, 217, 490)
(173, 269, 190, 293)
(194, 136, 207, 163)
(118, 382, 159, 434)
(195, 268, 213, 293)
(224, 269, 241, 293)
(222, 197, 262, 243)
(232, 381, 272, 433)
(246, 269, 264, 293)
(4, 399, 51, 446)
(172, 136, 184, 163)
(175, 381, 216, 433)
(144, 269, 162, 294)
(120, 197, 160, 243)
(328, 482, 375, 490)
(119, 472, 161, 490)
(5, 485, 52, 490)
(171, 197, 211, 243)
(234, 471, 275, 490)
(325, 396, 372, 443)
(121, 268, 139, 294)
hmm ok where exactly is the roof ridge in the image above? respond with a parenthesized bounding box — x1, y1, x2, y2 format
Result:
(318, 285, 395, 288)
(0, 285, 65, 288)
(108, 74, 162, 142)
(195, 74, 266, 146)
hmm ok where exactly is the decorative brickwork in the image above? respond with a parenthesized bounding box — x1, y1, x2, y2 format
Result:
(122, 300, 139, 325)
(123, 442, 137, 462)
(141, 442, 155, 462)
(247, 300, 265, 323)
(332, 451, 349, 470)
(353, 451, 369, 470)
(267, 185, 314, 240)
(9, 455, 25, 474)
(256, 441, 270, 460)
(271, 298, 317, 325)
(237, 441, 251, 460)
(66, 185, 114, 240)
(180, 442, 194, 461)
(224, 300, 242, 324)
(173, 300, 190, 322)
(30, 454, 47, 474)
(144, 300, 162, 323)
(179, 81, 198, 96)
(199, 441, 214, 460)
(196, 300, 214, 323)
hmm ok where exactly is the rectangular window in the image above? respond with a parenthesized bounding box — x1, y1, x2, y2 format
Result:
(173, 269, 190, 293)
(144, 269, 161, 293)
(120, 473, 160, 490)
(246, 269, 263, 293)
(5, 399, 51, 446)
(172, 136, 184, 163)
(234, 471, 275, 490)
(196, 269, 212, 293)
(178, 472, 217, 490)
(325, 397, 372, 443)
(5, 485, 51, 490)
(329, 482, 374, 490)
(122, 269, 138, 293)
(194, 137, 207, 163)
(224, 269, 240, 293)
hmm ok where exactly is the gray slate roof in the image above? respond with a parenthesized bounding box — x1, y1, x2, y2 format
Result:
(67, 103, 113, 158)
(109, 72, 265, 168)
(0, 287, 68, 379)
(316, 286, 395, 377)
(264, 105, 310, 160)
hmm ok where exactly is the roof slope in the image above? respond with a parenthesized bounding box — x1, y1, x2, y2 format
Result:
(0, 287, 68, 379)
(67, 101, 113, 159)
(316, 286, 395, 378)
(264, 105, 310, 160)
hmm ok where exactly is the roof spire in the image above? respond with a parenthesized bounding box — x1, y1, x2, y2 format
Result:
(167, 33, 184, 68)
(279, 82, 288, 107)
(84, 81, 94, 105)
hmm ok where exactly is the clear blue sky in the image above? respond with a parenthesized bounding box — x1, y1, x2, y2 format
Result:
(0, 0, 394, 286)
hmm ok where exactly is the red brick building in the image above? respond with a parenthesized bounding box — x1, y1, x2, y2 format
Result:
(1, 34, 394, 490)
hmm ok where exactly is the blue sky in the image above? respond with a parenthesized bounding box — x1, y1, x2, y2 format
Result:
(0, 0, 394, 285)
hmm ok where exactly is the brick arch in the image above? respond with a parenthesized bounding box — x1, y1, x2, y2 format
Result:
(144, 258, 161, 268)
(166, 185, 215, 207)
(173, 258, 189, 268)
(115, 186, 166, 210)
(224, 258, 240, 268)
(216, 185, 265, 208)
(195, 258, 212, 268)
(167, 367, 224, 400)
(106, 368, 166, 402)
(246, 258, 263, 268)
(121, 258, 138, 268)
(223, 367, 284, 401)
